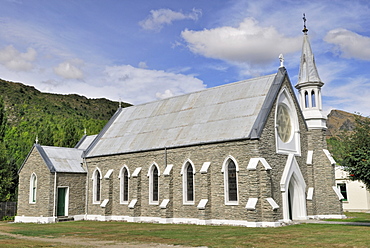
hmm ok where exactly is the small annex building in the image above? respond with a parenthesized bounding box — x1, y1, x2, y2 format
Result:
(16, 135, 96, 223)
(15, 28, 344, 226)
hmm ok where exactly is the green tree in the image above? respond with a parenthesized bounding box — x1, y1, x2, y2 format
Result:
(340, 114, 370, 189)
(0, 96, 6, 142)
(61, 119, 80, 147)
(0, 96, 17, 201)
(0, 143, 17, 201)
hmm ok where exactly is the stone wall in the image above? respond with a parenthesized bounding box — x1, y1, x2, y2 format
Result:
(56, 173, 86, 216)
(308, 129, 343, 215)
(17, 147, 54, 217)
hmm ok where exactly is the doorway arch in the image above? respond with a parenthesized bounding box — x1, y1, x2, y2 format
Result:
(280, 154, 307, 221)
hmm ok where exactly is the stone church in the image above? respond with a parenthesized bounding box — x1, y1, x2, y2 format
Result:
(15, 27, 344, 227)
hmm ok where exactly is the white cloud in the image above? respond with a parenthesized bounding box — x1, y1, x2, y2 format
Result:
(103, 65, 206, 104)
(181, 18, 301, 65)
(156, 89, 174, 99)
(324, 29, 370, 60)
(324, 76, 370, 116)
(0, 45, 36, 71)
(138, 61, 148, 69)
(53, 60, 84, 79)
(139, 8, 201, 31)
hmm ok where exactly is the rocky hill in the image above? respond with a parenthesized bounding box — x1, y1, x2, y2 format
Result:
(326, 109, 357, 137)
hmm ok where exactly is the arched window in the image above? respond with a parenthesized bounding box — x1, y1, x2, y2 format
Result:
(311, 90, 316, 107)
(120, 166, 130, 204)
(304, 91, 309, 108)
(183, 162, 194, 203)
(223, 157, 239, 204)
(149, 164, 159, 204)
(93, 169, 101, 203)
(29, 173, 37, 203)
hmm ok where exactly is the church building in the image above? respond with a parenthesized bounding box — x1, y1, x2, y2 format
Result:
(15, 25, 344, 227)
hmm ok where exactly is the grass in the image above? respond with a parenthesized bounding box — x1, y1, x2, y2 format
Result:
(0, 212, 370, 248)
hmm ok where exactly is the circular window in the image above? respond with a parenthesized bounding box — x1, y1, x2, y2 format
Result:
(276, 104, 292, 143)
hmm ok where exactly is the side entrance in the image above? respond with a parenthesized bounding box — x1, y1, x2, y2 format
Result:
(57, 187, 69, 217)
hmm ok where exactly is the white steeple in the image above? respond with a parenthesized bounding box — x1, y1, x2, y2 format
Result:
(295, 14, 327, 130)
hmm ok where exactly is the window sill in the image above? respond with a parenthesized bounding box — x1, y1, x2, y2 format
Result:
(225, 202, 239, 206)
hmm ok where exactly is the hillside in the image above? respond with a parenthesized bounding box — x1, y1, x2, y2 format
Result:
(0, 78, 131, 201)
(326, 109, 356, 137)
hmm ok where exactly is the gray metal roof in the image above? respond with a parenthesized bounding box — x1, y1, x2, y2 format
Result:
(36, 145, 86, 173)
(75, 135, 97, 150)
(86, 69, 287, 158)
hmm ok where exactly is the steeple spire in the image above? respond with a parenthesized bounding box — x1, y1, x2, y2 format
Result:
(295, 14, 326, 130)
(297, 14, 322, 85)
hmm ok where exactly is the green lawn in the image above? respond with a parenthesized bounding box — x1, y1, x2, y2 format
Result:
(0, 213, 369, 248)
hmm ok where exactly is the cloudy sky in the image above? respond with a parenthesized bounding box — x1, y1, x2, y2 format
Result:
(1, 0, 370, 115)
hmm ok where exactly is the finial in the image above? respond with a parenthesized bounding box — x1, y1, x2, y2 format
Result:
(35, 135, 39, 144)
(279, 54, 284, 68)
(119, 97, 122, 108)
(302, 13, 308, 34)
(84, 128, 87, 136)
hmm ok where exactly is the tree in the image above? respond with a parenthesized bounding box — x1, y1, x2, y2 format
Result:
(0, 96, 17, 201)
(339, 114, 370, 189)
(0, 96, 6, 142)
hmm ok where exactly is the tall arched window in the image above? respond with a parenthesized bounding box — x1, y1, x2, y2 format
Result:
(120, 166, 130, 204)
(149, 164, 159, 204)
(183, 162, 194, 203)
(311, 90, 316, 107)
(93, 169, 101, 203)
(29, 173, 37, 203)
(223, 157, 239, 205)
(304, 91, 309, 108)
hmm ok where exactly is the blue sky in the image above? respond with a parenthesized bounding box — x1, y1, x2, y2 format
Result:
(1, 0, 370, 115)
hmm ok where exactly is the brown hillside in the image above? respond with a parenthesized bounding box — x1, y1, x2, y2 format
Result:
(326, 109, 356, 137)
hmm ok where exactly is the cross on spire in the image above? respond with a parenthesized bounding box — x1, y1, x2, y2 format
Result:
(302, 13, 308, 34)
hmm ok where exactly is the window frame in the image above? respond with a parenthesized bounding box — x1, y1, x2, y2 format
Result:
(275, 87, 301, 155)
(29, 173, 37, 204)
(119, 165, 130, 204)
(181, 160, 195, 205)
(337, 183, 348, 201)
(92, 168, 102, 204)
(222, 156, 239, 205)
(148, 163, 160, 205)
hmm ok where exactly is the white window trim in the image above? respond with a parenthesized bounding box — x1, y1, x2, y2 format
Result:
(181, 160, 195, 205)
(118, 165, 130, 204)
(92, 168, 102, 204)
(275, 87, 301, 156)
(222, 156, 239, 205)
(148, 163, 160, 205)
(29, 173, 37, 204)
